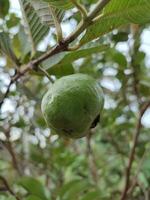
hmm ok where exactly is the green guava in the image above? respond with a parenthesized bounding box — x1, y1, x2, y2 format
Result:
(41, 73, 104, 139)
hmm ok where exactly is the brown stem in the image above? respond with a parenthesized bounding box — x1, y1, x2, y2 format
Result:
(0, 80, 13, 109)
(120, 101, 150, 200)
(3, 128, 22, 175)
(86, 131, 98, 185)
(127, 149, 148, 196)
(0, 176, 21, 200)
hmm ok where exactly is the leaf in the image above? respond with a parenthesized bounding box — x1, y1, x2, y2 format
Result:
(112, 32, 128, 42)
(0, 0, 10, 18)
(6, 13, 20, 28)
(18, 25, 31, 58)
(30, 0, 64, 26)
(42, 45, 108, 76)
(42, 0, 73, 10)
(18, 176, 48, 200)
(58, 180, 89, 200)
(25, 195, 42, 200)
(0, 160, 10, 171)
(80, 0, 150, 45)
(18, 0, 49, 55)
(81, 191, 101, 200)
(0, 32, 19, 65)
(108, 49, 127, 68)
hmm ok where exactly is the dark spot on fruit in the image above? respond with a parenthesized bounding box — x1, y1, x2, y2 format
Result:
(62, 128, 74, 133)
(90, 114, 100, 128)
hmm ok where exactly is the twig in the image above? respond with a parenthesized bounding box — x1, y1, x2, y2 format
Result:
(0, 176, 21, 200)
(127, 148, 149, 196)
(0, 80, 13, 109)
(0, 64, 32, 110)
(87, 0, 111, 21)
(120, 101, 150, 200)
(38, 66, 54, 83)
(86, 131, 98, 185)
(50, 6, 63, 43)
(0, 0, 111, 109)
(2, 128, 22, 175)
(71, 0, 87, 18)
(129, 25, 142, 105)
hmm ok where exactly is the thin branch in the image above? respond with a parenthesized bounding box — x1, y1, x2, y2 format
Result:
(0, 0, 111, 109)
(87, 0, 111, 20)
(0, 80, 13, 109)
(38, 66, 54, 83)
(120, 101, 150, 200)
(129, 25, 142, 106)
(71, 0, 87, 18)
(127, 148, 149, 196)
(0, 176, 21, 200)
(86, 131, 98, 185)
(50, 6, 63, 43)
(2, 128, 22, 175)
(0, 65, 32, 110)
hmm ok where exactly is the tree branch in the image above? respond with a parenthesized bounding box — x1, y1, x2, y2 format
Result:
(127, 148, 149, 196)
(120, 101, 150, 200)
(0, 80, 13, 109)
(0, 176, 21, 200)
(86, 131, 98, 185)
(87, 0, 111, 20)
(2, 128, 22, 175)
(0, 0, 111, 110)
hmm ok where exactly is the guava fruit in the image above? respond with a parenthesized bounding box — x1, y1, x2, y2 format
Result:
(41, 73, 104, 139)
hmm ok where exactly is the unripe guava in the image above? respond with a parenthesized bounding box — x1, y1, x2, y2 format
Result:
(41, 74, 104, 139)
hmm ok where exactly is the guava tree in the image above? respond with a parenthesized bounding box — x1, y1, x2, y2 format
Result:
(0, 0, 150, 200)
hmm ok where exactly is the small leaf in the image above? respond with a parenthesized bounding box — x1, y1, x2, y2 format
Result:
(42, 45, 108, 76)
(0, 32, 19, 65)
(0, 0, 10, 18)
(18, 176, 48, 200)
(18, 0, 49, 55)
(25, 195, 42, 200)
(6, 13, 20, 28)
(42, 0, 73, 10)
(81, 191, 101, 200)
(30, 0, 64, 26)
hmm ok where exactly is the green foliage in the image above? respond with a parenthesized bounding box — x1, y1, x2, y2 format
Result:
(0, 0, 150, 200)
(0, 32, 19, 65)
(18, 177, 48, 200)
(42, 45, 108, 76)
(81, 0, 150, 45)
(0, 0, 10, 18)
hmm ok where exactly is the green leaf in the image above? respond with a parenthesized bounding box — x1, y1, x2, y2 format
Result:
(18, 0, 49, 56)
(18, 176, 48, 200)
(30, 0, 64, 26)
(0, 0, 10, 18)
(0, 196, 16, 200)
(112, 32, 128, 42)
(0, 160, 10, 171)
(81, 191, 101, 200)
(58, 180, 89, 200)
(42, 45, 108, 76)
(80, 0, 150, 45)
(18, 25, 31, 59)
(0, 32, 19, 65)
(42, 0, 73, 10)
(6, 13, 20, 28)
(110, 49, 127, 68)
(25, 195, 42, 200)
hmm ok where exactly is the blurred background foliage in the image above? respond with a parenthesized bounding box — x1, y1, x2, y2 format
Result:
(0, 0, 150, 200)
